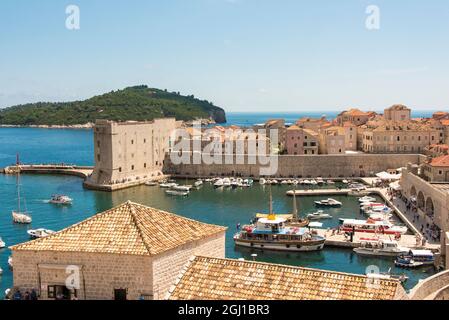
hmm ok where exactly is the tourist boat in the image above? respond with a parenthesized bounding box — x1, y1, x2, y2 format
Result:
(145, 181, 158, 186)
(11, 155, 32, 224)
(339, 218, 408, 235)
(358, 196, 377, 203)
(160, 182, 177, 188)
(395, 250, 435, 268)
(165, 190, 189, 196)
(49, 194, 73, 205)
(0, 237, 5, 249)
(314, 198, 342, 207)
(307, 210, 332, 220)
(353, 239, 410, 257)
(27, 228, 56, 239)
(259, 178, 266, 185)
(214, 179, 224, 188)
(234, 216, 325, 252)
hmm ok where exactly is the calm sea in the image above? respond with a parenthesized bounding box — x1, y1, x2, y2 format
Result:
(0, 111, 439, 297)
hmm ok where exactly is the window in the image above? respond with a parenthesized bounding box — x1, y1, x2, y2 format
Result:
(119, 167, 122, 173)
(97, 154, 100, 162)
(144, 163, 147, 168)
(97, 140, 100, 148)
(131, 140, 134, 144)
(131, 165, 135, 170)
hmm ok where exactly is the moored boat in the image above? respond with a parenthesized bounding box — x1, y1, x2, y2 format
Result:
(145, 181, 158, 186)
(27, 228, 56, 239)
(0, 237, 5, 249)
(353, 239, 410, 257)
(358, 196, 377, 203)
(11, 155, 32, 224)
(339, 218, 408, 235)
(214, 179, 224, 188)
(314, 198, 342, 207)
(307, 210, 332, 220)
(160, 182, 177, 188)
(165, 190, 189, 196)
(395, 250, 435, 268)
(171, 185, 192, 192)
(8, 256, 13, 270)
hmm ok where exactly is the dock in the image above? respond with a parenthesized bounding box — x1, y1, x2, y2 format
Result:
(1, 164, 94, 179)
(286, 189, 352, 196)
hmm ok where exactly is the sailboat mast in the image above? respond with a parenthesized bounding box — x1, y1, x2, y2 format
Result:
(269, 186, 273, 214)
(16, 153, 21, 213)
(292, 190, 298, 220)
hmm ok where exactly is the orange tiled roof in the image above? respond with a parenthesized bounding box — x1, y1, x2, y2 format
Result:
(167, 256, 403, 300)
(10, 202, 227, 256)
(429, 155, 449, 167)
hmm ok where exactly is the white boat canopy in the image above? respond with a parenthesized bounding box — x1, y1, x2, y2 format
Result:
(376, 171, 401, 181)
(308, 222, 324, 228)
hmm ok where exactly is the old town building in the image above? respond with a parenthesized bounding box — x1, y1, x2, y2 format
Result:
(422, 155, 449, 182)
(285, 126, 319, 155)
(384, 104, 411, 122)
(10, 201, 227, 300)
(336, 108, 375, 126)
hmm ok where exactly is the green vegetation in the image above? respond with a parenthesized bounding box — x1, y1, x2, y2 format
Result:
(0, 85, 226, 125)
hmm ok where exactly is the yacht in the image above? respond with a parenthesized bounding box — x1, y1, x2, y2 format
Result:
(353, 240, 410, 257)
(0, 237, 5, 249)
(307, 210, 333, 220)
(339, 218, 408, 235)
(171, 185, 192, 192)
(27, 228, 56, 239)
(49, 194, 73, 205)
(159, 182, 178, 188)
(12, 155, 32, 224)
(314, 198, 342, 207)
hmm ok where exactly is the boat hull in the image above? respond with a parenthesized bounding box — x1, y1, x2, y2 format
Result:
(234, 239, 325, 252)
(353, 248, 408, 257)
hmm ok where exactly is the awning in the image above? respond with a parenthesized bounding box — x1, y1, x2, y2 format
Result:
(389, 181, 402, 191)
(308, 222, 324, 228)
(376, 171, 401, 181)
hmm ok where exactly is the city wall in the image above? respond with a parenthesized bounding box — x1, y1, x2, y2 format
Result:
(164, 153, 424, 178)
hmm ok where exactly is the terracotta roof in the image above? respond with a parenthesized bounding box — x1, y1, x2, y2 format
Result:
(442, 120, 449, 126)
(11, 202, 227, 256)
(429, 155, 449, 167)
(167, 256, 403, 300)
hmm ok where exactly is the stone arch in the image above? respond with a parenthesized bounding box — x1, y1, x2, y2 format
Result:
(425, 197, 435, 217)
(417, 191, 425, 210)
(410, 186, 417, 198)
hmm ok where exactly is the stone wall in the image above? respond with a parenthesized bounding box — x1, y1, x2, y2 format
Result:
(409, 269, 449, 300)
(12, 251, 153, 300)
(164, 153, 422, 179)
(151, 231, 226, 300)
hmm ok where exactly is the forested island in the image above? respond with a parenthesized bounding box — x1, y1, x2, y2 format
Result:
(0, 85, 226, 126)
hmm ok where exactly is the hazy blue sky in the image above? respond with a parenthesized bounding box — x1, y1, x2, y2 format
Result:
(0, 0, 448, 112)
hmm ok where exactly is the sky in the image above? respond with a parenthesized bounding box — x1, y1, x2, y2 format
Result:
(0, 0, 448, 112)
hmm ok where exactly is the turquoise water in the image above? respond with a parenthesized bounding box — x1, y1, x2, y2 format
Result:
(0, 112, 439, 298)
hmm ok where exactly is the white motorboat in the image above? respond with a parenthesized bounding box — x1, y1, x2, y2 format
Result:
(259, 178, 266, 185)
(49, 194, 73, 205)
(194, 180, 203, 187)
(314, 198, 342, 207)
(12, 155, 32, 224)
(171, 185, 192, 192)
(292, 180, 299, 185)
(368, 212, 393, 221)
(358, 196, 377, 203)
(0, 237, 5, 249)
(342, 179, 349, 184)
(165, 190, 189, 196)
(310, 180, 318, 185)
(339, 218, 408, 235)
(214, 179, 224, 188)
(27, 228, 56, 239)
(307, 210, 333, 220)
(222, 178, 231, 187)
(145, 181, 158, 186)
(395, 250, 435, 268)
(354, 240, 410, 257)
(281, 180, 289, 185)
(327, 180, 335, 185)
(316, 178, 325, 185)
(160, 182, 178, 188)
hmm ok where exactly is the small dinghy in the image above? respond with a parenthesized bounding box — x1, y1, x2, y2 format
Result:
(49, 194, 73, 205)
(194, 180, 203, 187)
(307, 210, 333, 220)
(160, 182, 177, 188)
(27, 228, 56, 239)
(145, 181, 158, 186)
(358, 196, 377, 203)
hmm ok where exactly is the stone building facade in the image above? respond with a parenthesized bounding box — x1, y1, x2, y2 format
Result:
(10, 201, 227, 300)
(285, 126, 319, 155)
(422, 155, 449, 182)
(84, 119, 179, 190)
(384, 104, 411, 122)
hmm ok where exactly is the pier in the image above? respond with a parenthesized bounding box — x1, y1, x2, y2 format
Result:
(1, 164, 93, 179)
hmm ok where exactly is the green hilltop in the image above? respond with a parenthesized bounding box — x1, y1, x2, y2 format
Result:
(0, 85, 227, 125)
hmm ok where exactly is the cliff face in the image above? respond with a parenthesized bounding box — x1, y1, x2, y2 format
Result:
(0, 85, 227, 126)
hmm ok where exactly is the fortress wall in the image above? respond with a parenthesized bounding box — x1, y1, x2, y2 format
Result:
(164, 153, 422, 178)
